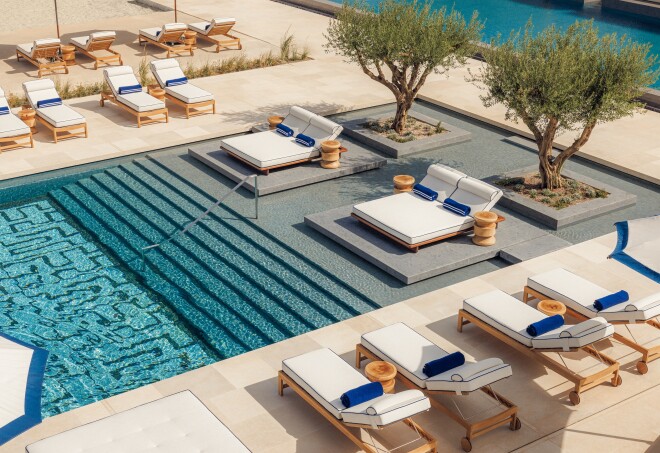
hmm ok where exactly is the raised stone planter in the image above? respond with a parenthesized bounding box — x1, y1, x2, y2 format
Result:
(339, 111, 471, 158)
(484, 166, 637, 229)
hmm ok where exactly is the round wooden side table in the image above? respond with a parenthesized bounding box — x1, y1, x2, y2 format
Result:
(538, 300, 567, 318)
(321, 140, 341, 169)
(365, 361, 397, 394)
(472, 211, 498, 246)
(18, 106, 37, 134)
(183, 30, 197, 50)
(268, 115, 284, 129)
(60, 44, 76, 66)
(393, 175, 415, 194)
(148, 85, 166, 101)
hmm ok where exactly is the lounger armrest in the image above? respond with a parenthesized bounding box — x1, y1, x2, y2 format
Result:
(559, 317, 609, 338)
(626, 292, 660, 312)
(449, 358, 507, 382)
(365, 390, 426, 416)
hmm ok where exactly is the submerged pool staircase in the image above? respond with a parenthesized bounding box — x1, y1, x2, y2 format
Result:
(49, 155, 377, 359)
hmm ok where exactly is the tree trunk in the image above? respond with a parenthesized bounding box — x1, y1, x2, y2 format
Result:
(391, 96, 413, 135)
(539, 158, 563, 190)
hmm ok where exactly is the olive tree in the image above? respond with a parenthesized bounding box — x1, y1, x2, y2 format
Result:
(472, 20, 658, 189)
(325, 0, 483, 134)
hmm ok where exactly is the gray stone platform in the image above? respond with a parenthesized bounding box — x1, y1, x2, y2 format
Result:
(304, 204, 569, 284)
(189, 142, 387, 196)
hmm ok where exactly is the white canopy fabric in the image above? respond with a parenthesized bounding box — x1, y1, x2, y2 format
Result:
(611, 216, 660, 283)
(0, 333, 48, 446)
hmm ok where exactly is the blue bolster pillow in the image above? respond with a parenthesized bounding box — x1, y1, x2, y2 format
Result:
(340, 382, 383, 408)
(156, 30, 161, 37)
(422, 352, 465, 377)
(443, 198, 471, 216)
(36, 97, 62, 108)
(295, 133, 315, 147)
(166, 77, 188, 87)
(275, 123, 294, 137)
(118, 85, 143, 95)
(0, 106, 9, 115)
(205, 24, 211, 30)
(412, 183, 438, 202)
(527, 314, 564, 337)
(594, 290, 629, 311)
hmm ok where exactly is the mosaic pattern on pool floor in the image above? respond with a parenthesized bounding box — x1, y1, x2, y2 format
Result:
(0, 199, 217, 417)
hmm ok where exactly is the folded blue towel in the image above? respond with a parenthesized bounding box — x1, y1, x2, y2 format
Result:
(422, 352, 465, 377)
(156, 30, 161, 37)
(442, 198, 471, 216)
(295, 133, 315, 147)
(412, 183, 438, 201)
(340, 382, 383, 408)
(205, 24, 211, 30)
(118, 85, 143, 95)
(527, 314, 564, 337)
(275, 123, 294, 137)
(36, 97, 62, 108)
(0, 106, 9, 115)
(594, 290, 629, 311)
(166, 77, 188, 87)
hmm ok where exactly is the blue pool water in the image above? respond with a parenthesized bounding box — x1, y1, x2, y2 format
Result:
(331, 0, 660, 88)
(0, 200, 217, 416)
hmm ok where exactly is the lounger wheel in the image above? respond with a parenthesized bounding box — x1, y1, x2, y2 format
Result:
(460, 437, 472, 452)
(612, 374, 623, 387)
(510, 417, 522, 431)
(569, 391, 581, 406)
(636, 361, 649, 375)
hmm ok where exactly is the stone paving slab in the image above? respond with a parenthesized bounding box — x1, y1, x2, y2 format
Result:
(500, 235, 572, 264)
(304, 204, 549, 284)
(188, 139, 387, 196)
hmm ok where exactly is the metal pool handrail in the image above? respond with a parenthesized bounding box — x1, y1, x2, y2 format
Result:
(139, 173, 259, 267)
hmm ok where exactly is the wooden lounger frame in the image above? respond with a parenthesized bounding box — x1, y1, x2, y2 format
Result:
(164, 92, 215, 118)
(16, 44, 68, 78)
(36, 114, 87, 143)
(223, 146, 347, 175)
(278, 370, 437, 453)
(100, 92, 168, 128)
(352, 213, 505, 253)
(523, 286, 660, 375)
(196, 23, 242, 52)
(71, 36, 122, 69)
(457, 309, 621, 406)
(356, 344, 519, 453)
(138, 29, 192, 58)
(0, 131, 34, 152)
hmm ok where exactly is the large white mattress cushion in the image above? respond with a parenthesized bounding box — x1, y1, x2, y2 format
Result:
(282, 348, 370, 419)
(222, 130, 319, 168)
(361, 323, 512, 393)
(352, 193, 474, 245)
(463, 290, 614, 350)
(527, 268, 660, 323)
(25, 391, 250, 453)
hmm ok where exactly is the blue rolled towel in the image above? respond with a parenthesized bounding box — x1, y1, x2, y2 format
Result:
(422, 352, 465, 377)
(275, 123, 294, 137)
(295, 133, 315, 147)
(0, 106, 9, 115)
(118, 85, 142, 95)
(340, 382, 383, 408)
(36, 97, 62, 108)
(442, 197, 471, 216)
(527, 314, 564, 337)
(166, 77, 188, 87)
(412, 183, 438, 202)
(594, 290, 629, 311)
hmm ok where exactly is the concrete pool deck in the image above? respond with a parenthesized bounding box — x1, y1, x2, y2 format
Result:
(4, 231, 659, 452)
(0, 0, 658, 186)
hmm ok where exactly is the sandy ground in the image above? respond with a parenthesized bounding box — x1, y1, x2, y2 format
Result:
(3, 0, 163, 31)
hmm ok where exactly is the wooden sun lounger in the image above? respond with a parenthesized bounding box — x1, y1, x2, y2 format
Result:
(355, 344, 520, 453)
(196, 23, 242, 52)
(0, 132, 33, 152)
(36, 115, 88, 143)
(71, 35, 122, 69)
(278, 370, 437, 453)
(16, 43, 68, 78)
(523, 285, 660, 375)
(100, 91, 168, 128)
(223, 145, 347, 175)
(457, 309, 621, 406)
(164, 93, 215, 118)
(138, 28, 192, 58)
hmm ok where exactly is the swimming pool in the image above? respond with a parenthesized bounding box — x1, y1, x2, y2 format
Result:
(329, 0, 660, 88)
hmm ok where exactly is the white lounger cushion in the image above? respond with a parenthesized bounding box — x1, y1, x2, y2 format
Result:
(25, 391, 249, 453)
(140, 23, 186, 41)
(23, 79, 86, 128)
(104, 66, 165, 112)
(0, 91, 30, 138)
(17, 38, 61, 57)
(361, 323, 512, 393)
(280, 106, 315, 135)
(282, 348, 430, 427)
(527, 268, 660, 323)
(150, 59, 214, 104)
(70, 31, 116, 49)
(463, 289, 614, 350)
(188, 17, 236, 35)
